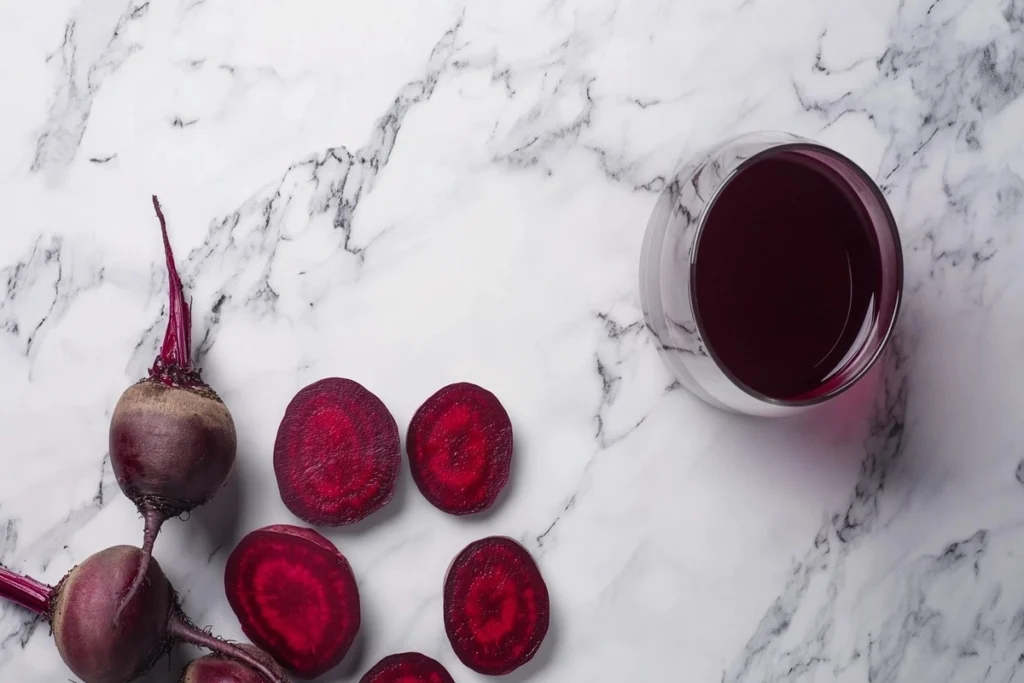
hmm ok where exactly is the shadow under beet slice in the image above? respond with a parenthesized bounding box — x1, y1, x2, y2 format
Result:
(359, 652, 455, 683)
(443, 536, 549, 676)
(225, 525, 360, 679)
(275, 378, 400, 526)
(407, 383, 512, 515)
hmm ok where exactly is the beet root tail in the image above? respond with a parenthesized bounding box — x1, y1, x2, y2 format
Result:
(151, 195, 193, 373)
(169, 614, 291, 683)
(114, 508, 166, 624)
(0, 565, 52, 616)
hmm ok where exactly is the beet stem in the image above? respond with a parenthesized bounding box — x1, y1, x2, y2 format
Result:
(169, 614, 289, 683)
(0, 565, 52, 615)
(151, 195, 193, 371)
(114, 509, 166, 624)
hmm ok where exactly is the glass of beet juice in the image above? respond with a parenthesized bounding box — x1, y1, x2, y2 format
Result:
(640, 131, 903, 416)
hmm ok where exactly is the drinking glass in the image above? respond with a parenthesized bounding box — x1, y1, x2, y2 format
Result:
(640, 131, 903, 416)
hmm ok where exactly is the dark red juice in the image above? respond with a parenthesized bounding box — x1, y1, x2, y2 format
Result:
(693, 153, 881, 400)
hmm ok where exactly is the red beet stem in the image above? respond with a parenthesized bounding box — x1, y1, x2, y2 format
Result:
(0, 565, 52, 615)
(114, 509, 166, 624)
(151, 195, 192, 372)
(169, 615, 286, 683)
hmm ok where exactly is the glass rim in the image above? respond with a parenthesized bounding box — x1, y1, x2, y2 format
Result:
(686, 139, 905, 409)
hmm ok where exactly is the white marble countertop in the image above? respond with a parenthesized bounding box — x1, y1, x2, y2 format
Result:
(2, 0, 1023, 681)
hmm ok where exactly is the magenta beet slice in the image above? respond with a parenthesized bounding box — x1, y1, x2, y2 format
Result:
(443, 536, 549, 676)
(225, 525, 360, 679)
(407, 383, 512, 515)
(359, 653, 455, 683)
(274, 378, 400, 526)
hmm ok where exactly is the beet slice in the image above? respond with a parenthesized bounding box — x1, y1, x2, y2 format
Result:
(407, 383, 512, 515)
(359, 653, 455, 683)
(443, 536, 549, 676)
(225, 525, 360, 679)
(274, 378, 400, 526)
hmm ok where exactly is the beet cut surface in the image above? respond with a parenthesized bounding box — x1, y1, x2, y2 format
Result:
(407, 383, 512, 516)
(225, 525, 361, 679)
(443, 536, 549, 676)
(359, 653, 455, 683)
(274, 378, 400, 526)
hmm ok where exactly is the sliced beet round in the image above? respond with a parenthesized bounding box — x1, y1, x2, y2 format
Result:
(274, 378, 400, 526)
(407, 383, 512, 515)
(443, 536, 549, 676)
(359, 653, 455, 683)
(225, 525, 360, 679)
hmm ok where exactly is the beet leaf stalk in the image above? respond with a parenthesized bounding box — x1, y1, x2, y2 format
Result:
(110, 196, 238, 621)
(0, 547, 288, 683)
(0, 565, 51, 614)
(152, 196, 192, 375)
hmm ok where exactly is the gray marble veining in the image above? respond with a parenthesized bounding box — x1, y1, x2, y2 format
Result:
(1, 0, 1023, 681)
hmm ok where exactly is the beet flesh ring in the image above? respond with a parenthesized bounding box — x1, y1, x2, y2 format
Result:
(407, 383, 512, 515)
(359, 653, 455, 683)
(225, 525, 361, 679)
(443, 536, 549, 675)
(274, 378, 400, 526)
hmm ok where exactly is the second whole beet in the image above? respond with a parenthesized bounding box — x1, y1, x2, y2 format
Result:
(0, 546, 288, 683)
(183, 646, 281, 683)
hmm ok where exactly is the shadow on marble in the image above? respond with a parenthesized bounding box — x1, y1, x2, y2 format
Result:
(137, 645, 187, 683)
(721, 353, 891, 472)
(307, 622, 369, 683)
(190, 462, 245, 561)
(789, 356, 887, 434)
(302, 452, 412, 682)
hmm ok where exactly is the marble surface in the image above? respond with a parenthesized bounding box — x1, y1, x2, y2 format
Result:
(1, 0, 1023, 681)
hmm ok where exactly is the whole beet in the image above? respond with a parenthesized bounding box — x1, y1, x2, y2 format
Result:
(52, 546, 173, 682)
(183, 646, 279, 683)
(110, 196, 237, 617)
(0, 546, 288, 683)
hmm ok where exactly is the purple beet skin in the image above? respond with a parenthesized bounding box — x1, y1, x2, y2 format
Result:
(0, 546, 289, 683)
(182, 645, 281, 683)
(109, 196, 237, 618)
